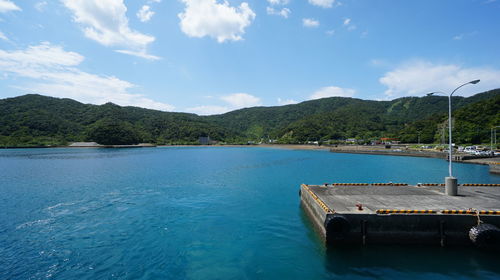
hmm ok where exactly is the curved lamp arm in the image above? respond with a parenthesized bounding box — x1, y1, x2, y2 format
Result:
(451, 80, 480, 97)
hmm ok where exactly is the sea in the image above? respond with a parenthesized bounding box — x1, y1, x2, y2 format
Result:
(1, 147, 499, 279)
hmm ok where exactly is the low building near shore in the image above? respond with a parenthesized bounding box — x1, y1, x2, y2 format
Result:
(199, 136, 218, 145)
(69, 142, 101, 147)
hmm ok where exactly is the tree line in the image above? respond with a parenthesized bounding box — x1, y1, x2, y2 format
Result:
(0, 89, 498, 147)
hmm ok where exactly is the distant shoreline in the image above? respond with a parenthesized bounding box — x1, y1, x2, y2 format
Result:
(253, 144, 331, 151)
(329, 145, 446, 159)
(256, 144, 500, 168)
(1, 142, 498, 165)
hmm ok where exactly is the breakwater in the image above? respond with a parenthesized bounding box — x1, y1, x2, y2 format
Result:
(329, 147, 447, 158)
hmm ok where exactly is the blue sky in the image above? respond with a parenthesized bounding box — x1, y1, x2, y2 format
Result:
(0, 0, 499, 115)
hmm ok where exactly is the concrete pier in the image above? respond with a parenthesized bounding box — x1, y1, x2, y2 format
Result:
(300, 183, 500, 247)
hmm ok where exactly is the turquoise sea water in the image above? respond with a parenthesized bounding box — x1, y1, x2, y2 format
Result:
(1, 147, 499, 279)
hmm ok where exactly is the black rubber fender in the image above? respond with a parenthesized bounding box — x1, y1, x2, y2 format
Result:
(325, 215, 351, 244)
(469, 223, 500, 249)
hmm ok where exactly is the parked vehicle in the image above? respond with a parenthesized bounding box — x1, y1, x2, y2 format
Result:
(464, 146, 476, 154)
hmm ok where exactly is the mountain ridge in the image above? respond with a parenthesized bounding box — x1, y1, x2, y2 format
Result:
(0, 89, 498, 146)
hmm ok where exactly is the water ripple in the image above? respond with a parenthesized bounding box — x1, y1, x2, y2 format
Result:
(1, 147, 499, 280)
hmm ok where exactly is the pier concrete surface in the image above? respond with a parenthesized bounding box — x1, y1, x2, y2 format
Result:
(300, 183, 500, 248)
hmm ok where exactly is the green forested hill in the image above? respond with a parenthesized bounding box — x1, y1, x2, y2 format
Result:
(208, 89, 499, 142)
(0, 94, 232, 146)
(384, 90, 500, 144)
(0, 89, 498, 147)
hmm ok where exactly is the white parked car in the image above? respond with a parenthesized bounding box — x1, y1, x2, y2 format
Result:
(474, 150, 492, 156)
(464, 146, 476, 154)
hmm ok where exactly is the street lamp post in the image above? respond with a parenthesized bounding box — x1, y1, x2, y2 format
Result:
(427, 79, 480, 196)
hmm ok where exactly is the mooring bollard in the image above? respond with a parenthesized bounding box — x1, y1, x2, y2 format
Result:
(445, 177, 458, 196)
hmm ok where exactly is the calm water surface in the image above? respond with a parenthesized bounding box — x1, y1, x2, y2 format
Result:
(1, 147, 499, 279)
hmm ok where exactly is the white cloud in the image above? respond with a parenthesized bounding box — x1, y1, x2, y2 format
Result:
(370, 58, 388, 67)
(267, 0, 289, 5)
(186, 105, 230, 115)
(310, 86, 356, 100)
(452, 31, 477, 41)
(137, 5, 154, 22)
(266, 7, 290, 18)
(0, 42, 174, 111)
(0, 30, 7, 41)
(267, 0, 292, 19)
(35, 1, 47, 12)
(0, 42, 84, 68)
(61, 0, 158, 60)
(326, 29, 335, 36)
(308, 0, 336, 8)
(303, 18, 319, 28)
(178, 0, 256, 43)
(0, 0, 21, 12)
(115, 49, 160, 60)
(343, 18, 356, 30)
(277, 98, 298, 105)
(221, 93, 261, 108)
(187, 93, 262, 115)
(379, 60, 500, 99)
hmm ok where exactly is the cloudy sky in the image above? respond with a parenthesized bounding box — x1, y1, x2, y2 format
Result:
(0, 0, 499, 115)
